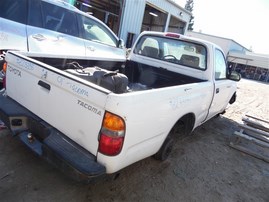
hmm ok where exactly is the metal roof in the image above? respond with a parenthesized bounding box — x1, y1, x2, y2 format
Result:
(228, 51, 269, 69)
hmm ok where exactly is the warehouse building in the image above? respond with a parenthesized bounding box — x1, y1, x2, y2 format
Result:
(187, 31, 269, 83)
(73, 0, 192, 47)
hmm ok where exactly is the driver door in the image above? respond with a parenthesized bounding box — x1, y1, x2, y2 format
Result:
(208, 49, 234, 118)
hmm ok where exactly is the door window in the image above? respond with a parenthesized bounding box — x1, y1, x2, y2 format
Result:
(41, 1, 79, 37)
(0, 0, 27, 24)
(28, 0, 42, 27)
(215, 49, 227, 80)
(78, 15, 117, 47)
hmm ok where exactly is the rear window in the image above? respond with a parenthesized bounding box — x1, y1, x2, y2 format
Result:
(0, 0, 27, 24)
(134, 35, 207, 70)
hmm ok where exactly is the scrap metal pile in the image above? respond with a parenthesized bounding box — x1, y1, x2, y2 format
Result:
(230, 114, 269, 163)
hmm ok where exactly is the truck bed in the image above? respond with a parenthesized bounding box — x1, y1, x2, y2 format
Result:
(32, 57, 205, 92)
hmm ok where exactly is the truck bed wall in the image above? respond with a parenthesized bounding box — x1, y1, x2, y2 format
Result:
(32, 57, 124, 72)
(32, 57, 205, 91)
(124, 60, 205, 89)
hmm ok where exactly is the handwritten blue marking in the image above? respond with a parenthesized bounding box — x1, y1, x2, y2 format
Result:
(57, 76, 65, 85)
(16, 58, 35, 71)
(66, 82, 89, 97)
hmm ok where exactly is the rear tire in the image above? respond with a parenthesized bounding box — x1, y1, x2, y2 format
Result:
(153, 136, 173, 161)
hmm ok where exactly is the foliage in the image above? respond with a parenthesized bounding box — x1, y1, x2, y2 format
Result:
(184, 0, 194, 31)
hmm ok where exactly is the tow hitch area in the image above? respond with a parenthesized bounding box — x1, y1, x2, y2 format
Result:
(18, 129, 106, 182)
(0, 95, 106, 182)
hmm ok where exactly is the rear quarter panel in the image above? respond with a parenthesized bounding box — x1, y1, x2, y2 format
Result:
(98, 81, 213, 173)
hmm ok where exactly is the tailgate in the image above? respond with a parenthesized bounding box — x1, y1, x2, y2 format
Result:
(5, 51, 108, 155)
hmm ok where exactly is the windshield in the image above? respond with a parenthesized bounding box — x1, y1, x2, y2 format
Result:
(134, 35, 207, 70)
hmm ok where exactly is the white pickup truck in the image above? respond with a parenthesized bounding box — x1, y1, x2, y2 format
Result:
(0, 31, 240, 181)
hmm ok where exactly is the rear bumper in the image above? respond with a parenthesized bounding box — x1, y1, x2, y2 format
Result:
(0, 93, 106, 182)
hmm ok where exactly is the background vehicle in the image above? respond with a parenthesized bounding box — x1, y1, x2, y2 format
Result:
(0, 31, 240, 182)
(0, 0, 126, 88)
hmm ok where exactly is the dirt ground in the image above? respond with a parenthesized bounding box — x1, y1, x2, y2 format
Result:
(0, 79, 269, 202)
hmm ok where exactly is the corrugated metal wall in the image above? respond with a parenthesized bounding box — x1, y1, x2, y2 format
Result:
(147, 0, 190, 23)
(119, 0, 191, 46)
(119, 0, 146, 42)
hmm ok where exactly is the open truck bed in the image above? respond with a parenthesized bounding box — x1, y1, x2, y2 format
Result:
(30, 56, 205, 92)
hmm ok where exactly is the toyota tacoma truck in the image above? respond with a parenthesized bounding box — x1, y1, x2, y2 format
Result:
(0, 31, 240, 182)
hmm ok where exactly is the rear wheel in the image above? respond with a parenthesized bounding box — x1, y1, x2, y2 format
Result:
(153, 136, 173, 161)
(154, 114, 195, 161)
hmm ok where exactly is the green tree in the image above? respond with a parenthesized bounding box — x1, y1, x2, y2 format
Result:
(185, 0, 194, 31)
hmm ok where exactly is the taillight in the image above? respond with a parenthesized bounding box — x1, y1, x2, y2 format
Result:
(3, 62, 7, 73)
(98, 112, 125, 156)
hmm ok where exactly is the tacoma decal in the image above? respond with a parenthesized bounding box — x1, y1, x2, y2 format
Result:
(77, 100, 102, 116)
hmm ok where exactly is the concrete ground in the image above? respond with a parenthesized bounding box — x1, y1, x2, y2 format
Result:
(0, 79, 269, 202)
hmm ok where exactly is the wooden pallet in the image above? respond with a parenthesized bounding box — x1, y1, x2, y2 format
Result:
(229, 114, 269, 163)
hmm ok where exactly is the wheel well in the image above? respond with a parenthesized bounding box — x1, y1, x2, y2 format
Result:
(153, 113, 195, 161)
(229, 92, 236, 104)
(170, 113, 195, 138)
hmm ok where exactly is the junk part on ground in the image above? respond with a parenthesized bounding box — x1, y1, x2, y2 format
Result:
(230, 114, 269, 163)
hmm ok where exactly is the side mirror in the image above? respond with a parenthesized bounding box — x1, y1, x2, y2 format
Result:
(117, 39, 125, 49)
(126, 48, 131, 58)
(86, 25, 92, 30)
(228, 71, 241, 81)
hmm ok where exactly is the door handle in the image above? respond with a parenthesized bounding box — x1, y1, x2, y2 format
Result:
(38, 80, 51, 91)
(32, 34, 46, 41)
(55, 35, 65, 41)
(184, 88, 192, 92)
(216, 88, 219, 94)
(87, 46, 95, 51)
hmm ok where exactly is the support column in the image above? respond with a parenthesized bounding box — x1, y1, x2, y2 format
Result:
(164, 13, 171, 32)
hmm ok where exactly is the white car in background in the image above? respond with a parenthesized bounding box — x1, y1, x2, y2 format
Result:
(0, 0, 126, 88)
